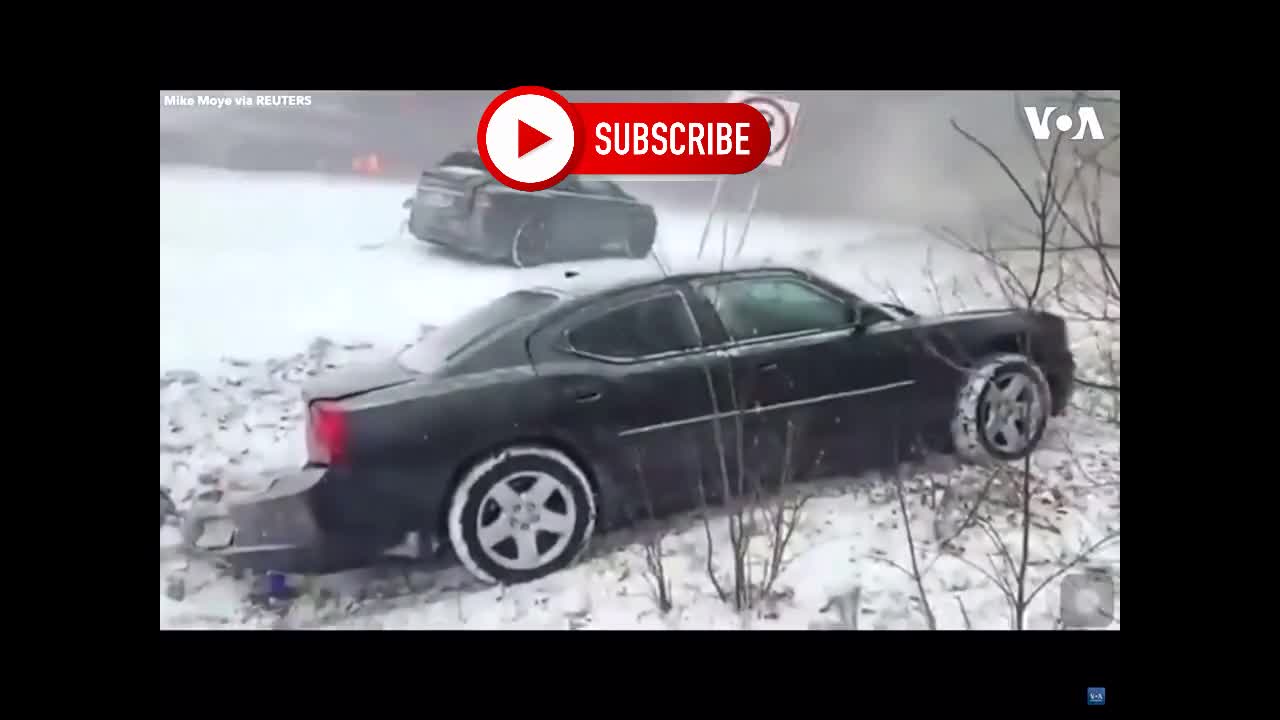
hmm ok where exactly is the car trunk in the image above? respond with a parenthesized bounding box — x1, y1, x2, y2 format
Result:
(296, 290, 561, 466)
(301, 359, 417, 404)
(413, 166, 495, 220)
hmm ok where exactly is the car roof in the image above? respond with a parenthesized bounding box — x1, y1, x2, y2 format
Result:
(528, 266, 813, 302)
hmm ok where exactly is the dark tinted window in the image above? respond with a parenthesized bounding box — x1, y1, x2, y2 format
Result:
(702, 278, 851, 340)
(569, 293, 699, 359)
(397, 290, 558, 373)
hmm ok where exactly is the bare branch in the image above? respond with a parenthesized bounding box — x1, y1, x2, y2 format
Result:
(633, 457, 673, 615)
(950, 119, 1039, 217)
(1015, 455, 1034, 630)
(1025, 531, 1121, 607)
(891, 462, 937, 630)
(950, 551, 1015, 610)
(1075, 376, 1120, 393)
(701, 515, 727, 602)
(956, 596, 973, 630)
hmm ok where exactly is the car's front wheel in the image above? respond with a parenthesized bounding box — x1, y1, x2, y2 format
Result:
(950, 353, 1053, 464)
(447, 445, 597, 585)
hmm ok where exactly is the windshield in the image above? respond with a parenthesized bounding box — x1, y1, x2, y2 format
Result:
(396, 290, 560, 373)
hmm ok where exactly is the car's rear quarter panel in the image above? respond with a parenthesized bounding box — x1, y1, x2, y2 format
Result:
(330, 368, 567, 540)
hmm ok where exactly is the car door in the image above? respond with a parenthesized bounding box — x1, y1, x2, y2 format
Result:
(528, 285, 727, 520)
(545, 178, 635, 258)
(690, 275, 919, 482)
(689, 275, 837, 492)
(786, 295, 922, 469)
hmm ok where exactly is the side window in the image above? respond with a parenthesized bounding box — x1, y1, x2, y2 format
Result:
(576, 178, 625, 198)
(702, 278, 851, 341)
(568, 293, 700, 359)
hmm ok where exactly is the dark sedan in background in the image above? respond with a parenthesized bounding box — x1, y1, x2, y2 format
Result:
(185, 266, 1074, 585)
(405, 151, 658, 267)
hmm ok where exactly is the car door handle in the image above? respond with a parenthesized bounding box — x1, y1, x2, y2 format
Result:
(575, 392, 602, 403)
(758, 362, 779, 372)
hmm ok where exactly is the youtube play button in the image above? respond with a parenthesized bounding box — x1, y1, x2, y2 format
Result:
(477, 87, 583, 192)
(518, 120, 552, 158)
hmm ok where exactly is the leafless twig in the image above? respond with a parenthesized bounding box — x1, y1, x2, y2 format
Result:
(890, 460, 936, 629)
(633, 456, 672, 614)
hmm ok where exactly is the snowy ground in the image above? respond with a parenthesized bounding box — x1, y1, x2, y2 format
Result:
(160, 165, 1120, 630)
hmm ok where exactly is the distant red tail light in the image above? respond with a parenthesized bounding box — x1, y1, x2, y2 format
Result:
(352, 153, 383, 175)
(306, 401, 349, 465)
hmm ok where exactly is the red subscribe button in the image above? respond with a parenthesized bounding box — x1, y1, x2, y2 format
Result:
(476, 86, 773, 192)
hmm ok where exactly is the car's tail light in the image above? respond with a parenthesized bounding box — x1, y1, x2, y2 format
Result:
(306, 401, 349, 465)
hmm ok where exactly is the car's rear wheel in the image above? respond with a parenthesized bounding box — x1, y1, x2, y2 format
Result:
(511, 216, 551, 267)
(950, 353, 1052, 464)
(447, 445, 597, 585)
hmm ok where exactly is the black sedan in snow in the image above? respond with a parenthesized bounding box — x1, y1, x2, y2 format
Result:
(184, 267, 1075, 584)
(403, 151, 657, 267)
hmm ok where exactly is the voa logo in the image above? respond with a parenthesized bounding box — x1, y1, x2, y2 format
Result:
(1023, 106, 1105, 141)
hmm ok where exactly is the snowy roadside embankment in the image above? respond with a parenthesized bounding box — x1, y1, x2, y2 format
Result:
(160, 334, 1119, 630)
(161, 167, 1118, 630)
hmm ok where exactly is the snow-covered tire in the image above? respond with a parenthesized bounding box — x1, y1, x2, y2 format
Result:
(510, 216, 550, 268)
(950, 353, 1052, 464)
(447, 445, 597, 585)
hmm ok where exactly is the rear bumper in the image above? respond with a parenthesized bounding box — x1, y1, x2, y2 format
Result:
(181, 467, 383, 574)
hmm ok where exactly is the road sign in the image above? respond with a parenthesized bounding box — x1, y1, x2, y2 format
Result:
(727, 91, 801, 168)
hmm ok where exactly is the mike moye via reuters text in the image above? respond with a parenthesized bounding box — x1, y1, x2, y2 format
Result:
(161, 94, 313, 109)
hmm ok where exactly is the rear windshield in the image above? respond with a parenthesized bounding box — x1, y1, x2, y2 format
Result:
(396, 290, 560, 373)
(438, 151, 486, 171)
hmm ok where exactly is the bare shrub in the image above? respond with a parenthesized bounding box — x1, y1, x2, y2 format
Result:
(871, 428, 1002, 629)
(937, 424, 1114, 625)
(936, 92, 1119, 423)
(632, 456, 673, 615)
(887, 456, 937, 629)
(874, 440, 1119, 629)
(690, 201, 814, 615)
(872, 94, 1120, 629)
(701, 419, 814, 613)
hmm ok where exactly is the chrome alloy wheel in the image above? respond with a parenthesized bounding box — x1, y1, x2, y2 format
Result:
(474, 471, 577, 571)
(978, 370, 1046, 456)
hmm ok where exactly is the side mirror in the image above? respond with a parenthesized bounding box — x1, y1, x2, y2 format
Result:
(847, 303, 865, 333)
